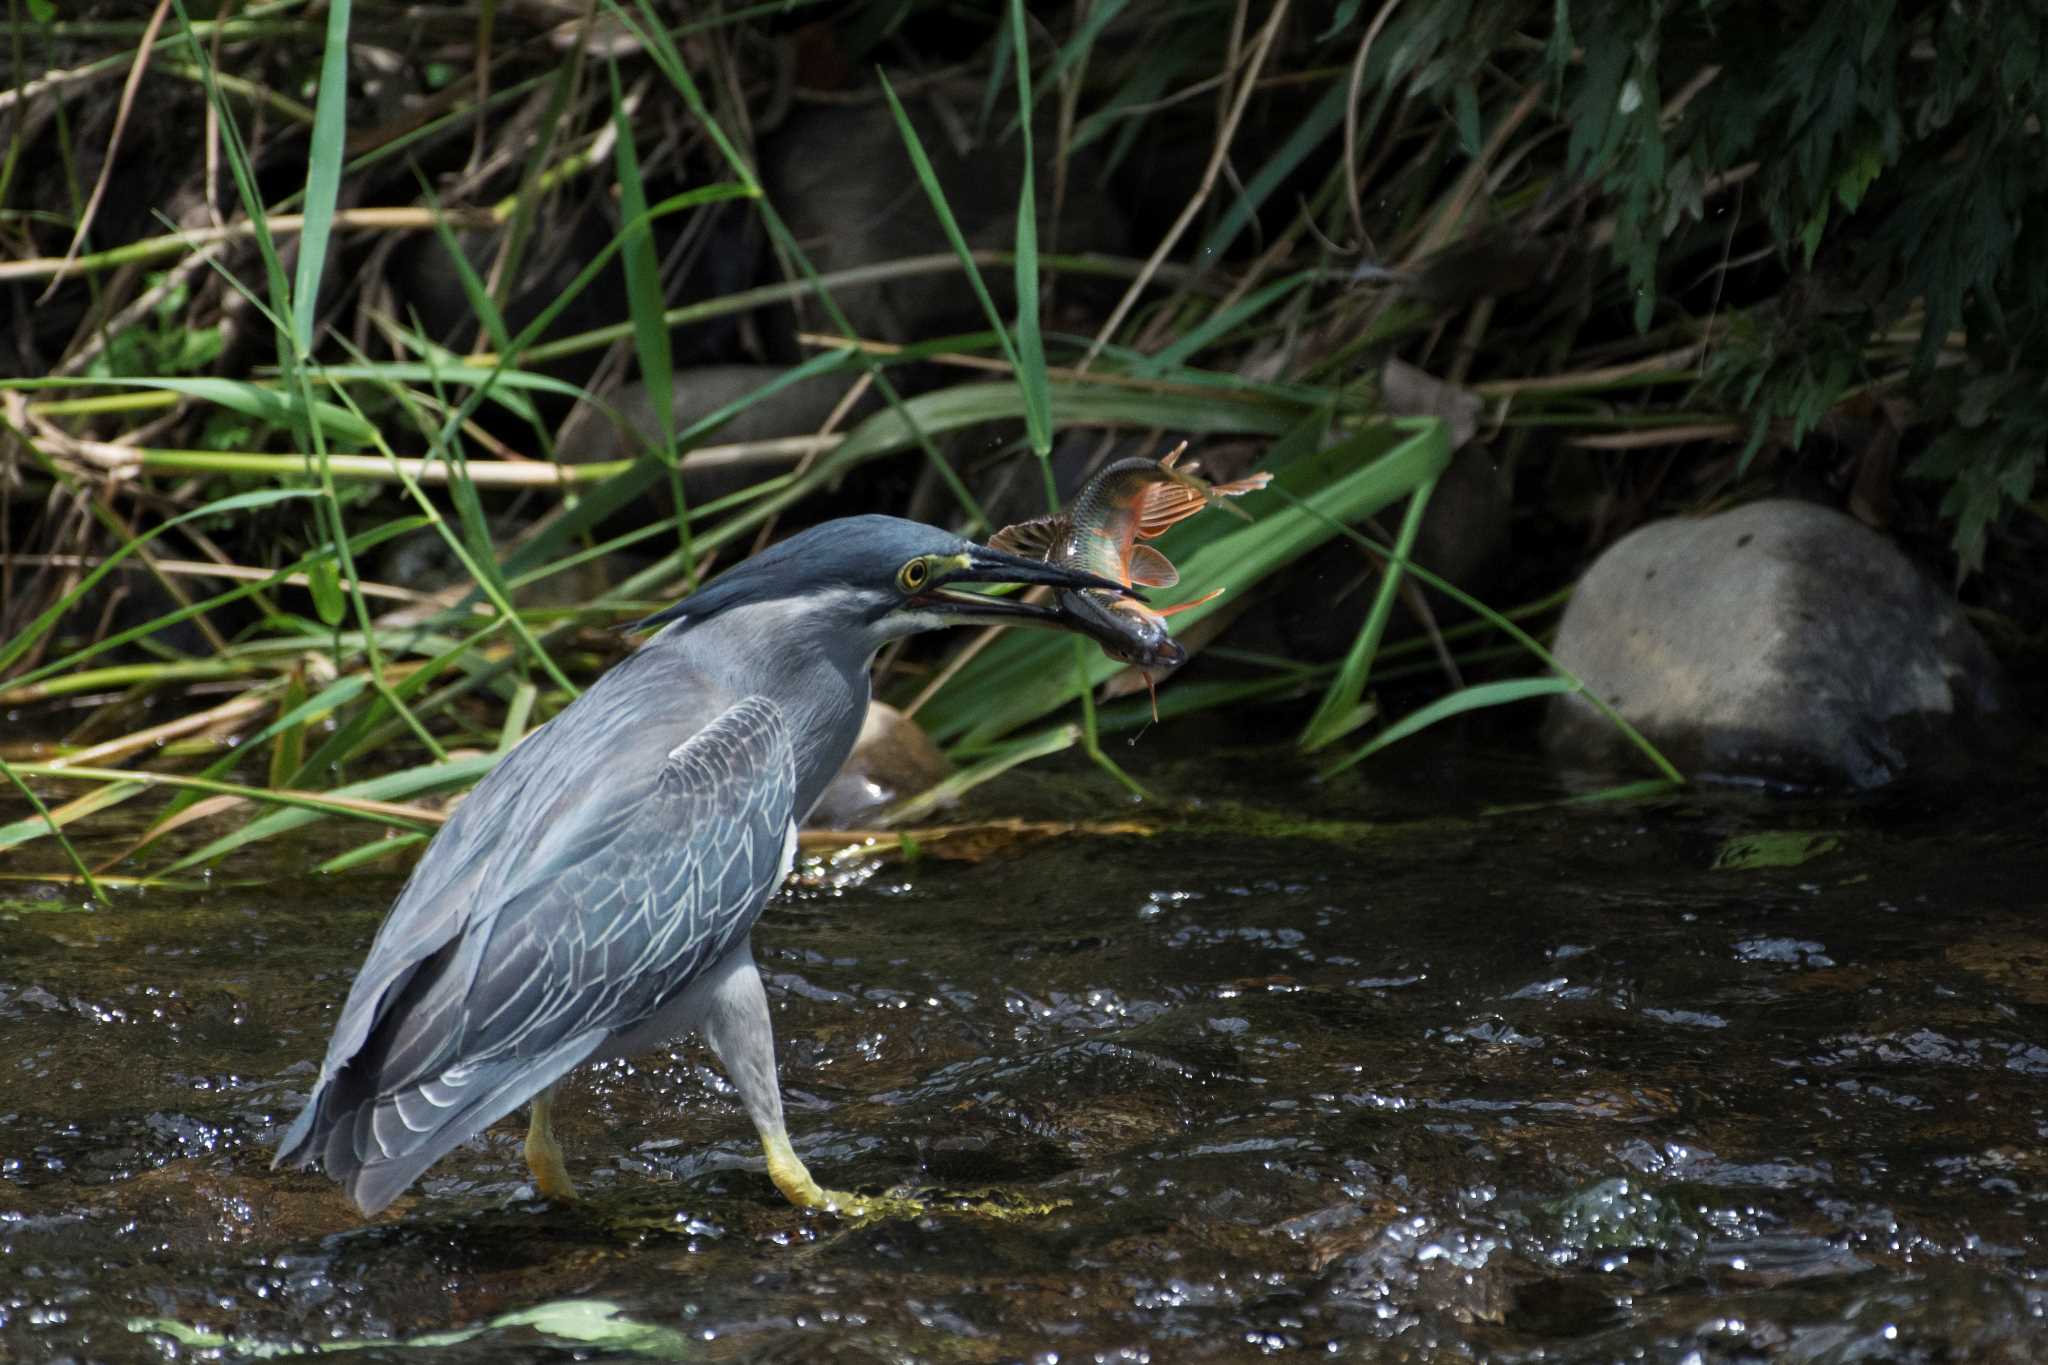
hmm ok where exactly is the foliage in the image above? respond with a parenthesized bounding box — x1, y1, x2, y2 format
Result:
(1549, 0, 2048, 563)
(4, 0, 2039, 882)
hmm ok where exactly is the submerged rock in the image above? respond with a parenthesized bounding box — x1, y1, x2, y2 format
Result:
(1544, 499, 2021, 788)
(811, 701, 951, 827)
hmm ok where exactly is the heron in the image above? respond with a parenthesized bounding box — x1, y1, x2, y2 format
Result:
(273, 515, 1134, 1216)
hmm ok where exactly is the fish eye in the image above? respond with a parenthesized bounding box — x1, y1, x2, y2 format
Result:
(896, 557, 932, 593)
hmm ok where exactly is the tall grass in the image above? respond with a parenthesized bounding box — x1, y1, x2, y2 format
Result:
(0, 1, 1724, 888)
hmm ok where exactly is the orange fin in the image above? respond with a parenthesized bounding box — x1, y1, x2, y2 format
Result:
(988, 515, 1067, 561)
(1155, 586, 1224, 617)
(1156, 439, 1190, 471)
(1134, 465, 1270, 537)
(1134, 479, 1213, 538)
(1127, 543, 1180, 588)
(1210, 472, 1274, 498)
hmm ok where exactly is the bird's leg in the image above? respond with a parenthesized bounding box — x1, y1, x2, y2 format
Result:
(699, 949, 1047, 1222)
(524, 1082, 578, 1202)
(699, 947, 872, 1213)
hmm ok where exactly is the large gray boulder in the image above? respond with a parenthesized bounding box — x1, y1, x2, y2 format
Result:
(1544, 500, 2021, 788)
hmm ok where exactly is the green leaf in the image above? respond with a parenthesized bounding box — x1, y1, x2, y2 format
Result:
(292, 0, 353, 359)
(1008, 0, 1053, 467)
(2, 377, 378, 445)
(1712, 831, 1844, 871)
(306, 557, 345, 626)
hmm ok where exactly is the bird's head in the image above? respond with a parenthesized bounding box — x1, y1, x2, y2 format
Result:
(633, 515, 1136, 645)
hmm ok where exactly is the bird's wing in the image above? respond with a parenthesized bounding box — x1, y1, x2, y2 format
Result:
(444, 693, 799, 1073)
(290, 649, 722, 1091)
(276, 693, 798, 1208)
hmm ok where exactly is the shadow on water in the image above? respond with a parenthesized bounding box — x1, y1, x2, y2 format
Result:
(4, 734, 2047, 1360)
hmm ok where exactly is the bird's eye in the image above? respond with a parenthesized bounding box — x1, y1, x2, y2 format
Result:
(896, 557, 931, 593)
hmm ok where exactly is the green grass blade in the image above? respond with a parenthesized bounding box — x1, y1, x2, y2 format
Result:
(608, 60, 691, 572)
(1134, 270, 1319, 377)
(1007, 0, 1053, 472)
(1268, 491, 1687, 784)
(876, 73, 1033, 409)
(1, 514, 427, 693)
(0, 760, 106, 900)
(0, 488, 318, 676)
(290, 0, 350, 358)
(1299, 464, 1440, 751)
(918, 418, 1452, 747)
(3, 376, 377, 444)
(317, 831, 429, 874)
(1321, 677, 1582, 778)
(1195, 79, 1347, 261)
(159, 752, 499, 874)
(878, 723, 1081, 827)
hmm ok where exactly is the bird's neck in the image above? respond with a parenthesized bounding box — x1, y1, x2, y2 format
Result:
(688, 599, 878, 818)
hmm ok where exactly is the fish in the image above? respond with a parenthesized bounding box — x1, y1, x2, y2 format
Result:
(988, 441, 1272, 712)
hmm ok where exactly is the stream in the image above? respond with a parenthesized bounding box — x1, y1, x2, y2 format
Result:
(4, 738, 2046, 1361)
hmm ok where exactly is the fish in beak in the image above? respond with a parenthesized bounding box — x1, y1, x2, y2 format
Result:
(902, 544, 1142, 628)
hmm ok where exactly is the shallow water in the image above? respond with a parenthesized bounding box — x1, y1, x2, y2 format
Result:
(4, 739, 2047, 1361)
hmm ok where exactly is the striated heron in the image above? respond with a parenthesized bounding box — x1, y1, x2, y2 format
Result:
(273, 515, 1131, 1215)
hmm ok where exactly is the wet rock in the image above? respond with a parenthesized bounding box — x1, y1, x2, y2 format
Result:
(1544, 499, 2022, 788)
(809, 702, 950, 828)
(760, 100, 1127, 342)
(1317, 1212, 1514, 1330)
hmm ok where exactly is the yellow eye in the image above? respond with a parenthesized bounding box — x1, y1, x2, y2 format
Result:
(896, 557, 931, 592)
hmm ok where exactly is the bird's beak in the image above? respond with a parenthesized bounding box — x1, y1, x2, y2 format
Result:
(907, 545, 1138, 626)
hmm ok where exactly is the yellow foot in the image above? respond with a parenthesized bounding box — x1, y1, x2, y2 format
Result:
(759, 1129, 1066, 1222)
(524, 1092, 578, 1202)
(761, 1130, 900, 1216)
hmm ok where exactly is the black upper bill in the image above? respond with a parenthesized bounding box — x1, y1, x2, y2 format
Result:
(909, 545, 1142, 624)
(949, 544, 1136, 595)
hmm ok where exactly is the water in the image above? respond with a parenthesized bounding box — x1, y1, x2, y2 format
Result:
(3, 741, 2046, 1360)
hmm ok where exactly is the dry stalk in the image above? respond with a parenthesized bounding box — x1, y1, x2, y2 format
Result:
(39, 0, 175, 301)
(1077, 0, 1291, 371)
